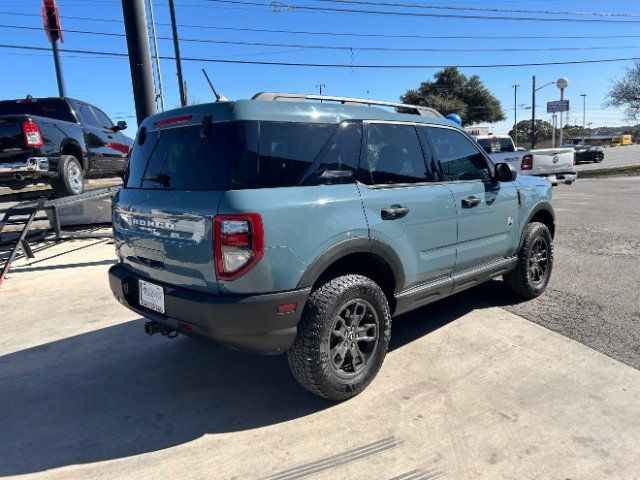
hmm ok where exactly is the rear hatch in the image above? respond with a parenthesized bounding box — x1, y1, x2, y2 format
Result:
(114, 113, 258, 294)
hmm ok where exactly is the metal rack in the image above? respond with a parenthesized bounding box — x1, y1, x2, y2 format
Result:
(251, 92, 442, 118)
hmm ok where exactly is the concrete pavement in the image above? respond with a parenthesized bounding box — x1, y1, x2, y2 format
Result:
(2, 240, 640, 479)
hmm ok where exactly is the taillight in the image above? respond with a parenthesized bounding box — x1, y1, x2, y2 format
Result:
(214, 213, 264, 281)
(22, 120, 44, 147)
(521, 154, 533, 170)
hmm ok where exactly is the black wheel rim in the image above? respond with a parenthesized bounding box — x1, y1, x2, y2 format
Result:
(528, 237, 549, 285)
(329, 299, 379, 378)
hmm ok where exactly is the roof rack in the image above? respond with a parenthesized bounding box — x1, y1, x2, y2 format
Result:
(251, 92, 442, 118)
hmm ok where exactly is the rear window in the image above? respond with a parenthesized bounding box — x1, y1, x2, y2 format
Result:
(476, 137, 515, 153)
(126, 120, 342, 191)
(0, 99, 75, 123)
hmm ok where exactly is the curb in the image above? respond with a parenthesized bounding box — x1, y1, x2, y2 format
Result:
(578, 165, 640, 179)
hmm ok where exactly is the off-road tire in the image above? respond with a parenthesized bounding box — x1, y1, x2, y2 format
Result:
(503, 222, 554, 300)
(288, 274, 391, 401)
(53, 155, 84, 197)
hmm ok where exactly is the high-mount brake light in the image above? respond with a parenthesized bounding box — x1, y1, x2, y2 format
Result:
(152, 115, 193, 128)
(521, 154, 533, 171)
(22, 120, 44, 147)
(214, 213, 264, 281)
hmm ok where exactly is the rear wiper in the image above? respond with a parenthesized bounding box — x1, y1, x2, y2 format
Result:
(142, 173, 171, 187)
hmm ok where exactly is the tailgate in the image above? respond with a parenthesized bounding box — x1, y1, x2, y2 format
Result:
(0, 117, 30, 162)
(531, 148, 575, 175)
(114, 188, 223, 294)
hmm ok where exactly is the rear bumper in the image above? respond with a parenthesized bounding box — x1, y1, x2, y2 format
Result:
(536, 172, 577, 185)
(108, 264, 310, 355)
(0, 157, 56, 181)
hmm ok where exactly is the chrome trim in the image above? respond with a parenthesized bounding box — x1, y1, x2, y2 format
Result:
(0, 157, 49, 174)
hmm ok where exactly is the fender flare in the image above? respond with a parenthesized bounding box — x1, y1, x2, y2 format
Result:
(297, 237, 406, 293)
(518, 201, 555, 250)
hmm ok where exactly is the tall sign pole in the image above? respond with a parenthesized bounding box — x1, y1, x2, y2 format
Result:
(531, 75, 536, 149)
(556, 78, 569, 147)
(121, 0, 157, 125)
(42, 0, 67, 97)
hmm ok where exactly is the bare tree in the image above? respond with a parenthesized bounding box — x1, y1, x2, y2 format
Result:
(607, 61, 640, 120)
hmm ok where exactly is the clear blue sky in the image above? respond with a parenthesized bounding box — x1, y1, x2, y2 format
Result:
(1, 0, 638, 133)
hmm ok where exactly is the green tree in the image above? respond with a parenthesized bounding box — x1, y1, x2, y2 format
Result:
(607, 61, 640, 119)
(508, 119, 553, 145)
(562, 124, 584, 141)
(401, 67, 505, 125)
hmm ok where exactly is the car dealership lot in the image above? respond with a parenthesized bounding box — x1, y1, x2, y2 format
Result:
(575, 144, 640, 171)
(1, 177, 639, 479)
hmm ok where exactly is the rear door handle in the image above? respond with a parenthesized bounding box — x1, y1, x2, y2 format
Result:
(461, 196, 481, 208)
(381, 204, 409, 220)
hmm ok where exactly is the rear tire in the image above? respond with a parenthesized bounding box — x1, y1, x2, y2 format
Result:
(503, 222, 553, 300)
(53, 155, 84, 197)
(287, 274, 391, 401)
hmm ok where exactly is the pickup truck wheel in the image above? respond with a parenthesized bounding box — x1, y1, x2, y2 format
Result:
(53, 155, 84, 197)
(503, 222, 553, 300)
(287, 274, 391, 401)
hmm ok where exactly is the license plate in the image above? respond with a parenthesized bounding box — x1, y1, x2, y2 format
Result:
(139, 279, 165, 314)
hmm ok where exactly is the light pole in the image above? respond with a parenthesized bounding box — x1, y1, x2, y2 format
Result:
(512, 84, 520, 147)
(556, 77, 569, 147)
(580, 93, 587, 143)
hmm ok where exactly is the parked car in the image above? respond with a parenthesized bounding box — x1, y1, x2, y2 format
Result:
(474, 134, 577, 185)
(109, 93, 556, 401)
(565, 144, 604, 163)
(0, 96, 133, 196)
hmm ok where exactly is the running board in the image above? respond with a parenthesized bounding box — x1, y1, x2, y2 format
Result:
(393, 257, 517, 316)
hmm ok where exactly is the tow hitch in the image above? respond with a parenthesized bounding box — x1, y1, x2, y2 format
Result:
(144, 321, 178, 338)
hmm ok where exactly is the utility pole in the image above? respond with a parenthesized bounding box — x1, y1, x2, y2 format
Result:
(531, 75, 536, 148)
(168, 0, 186, 107)
(580, 93, 587, 143)
(146, 0, 165, 112)
(121, 0, 157, 125)
(512, 84, 519, 147)
(42, 0, 67, 97)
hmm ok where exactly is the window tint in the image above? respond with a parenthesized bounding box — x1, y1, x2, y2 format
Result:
(127, 121, 259, 191)
(258, 122, 337, 188)
(300, 122, 362, 186)
(91, 106, 113, 128)
(0, 99, 75, 123)
(426, 127, 491, 182)
(363, 123, 428, 185)
(76, 103, 101, 129)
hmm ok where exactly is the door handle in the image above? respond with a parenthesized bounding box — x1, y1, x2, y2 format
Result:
(381, 204, 409, 220)
(461, 196, 481, 208)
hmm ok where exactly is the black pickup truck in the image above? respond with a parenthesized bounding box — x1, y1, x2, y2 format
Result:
(0, 96, 133, 196)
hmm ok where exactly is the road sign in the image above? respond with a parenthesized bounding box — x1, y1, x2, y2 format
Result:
(42, 0, 63, 43)
(547, 100, 569, 113)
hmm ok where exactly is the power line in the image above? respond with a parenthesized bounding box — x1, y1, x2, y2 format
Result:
(4, 11, 640, 40)
(206, 0, 640, 24)
(308, 0, 640, 18)
(7, 24, 640, 52)
(2, 43, 640, 69)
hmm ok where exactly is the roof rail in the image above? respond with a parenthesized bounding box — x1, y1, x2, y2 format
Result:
(251, 92, 443, 118)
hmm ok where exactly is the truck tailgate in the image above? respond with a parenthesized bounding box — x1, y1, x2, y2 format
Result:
(530, 148, 575, 175)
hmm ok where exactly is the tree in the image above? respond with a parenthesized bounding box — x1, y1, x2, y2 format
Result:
(562, 124, 584, 141)
(401, 67, 505, 125)
(509, 119, 553, 145)
(607, 61, 640, 120)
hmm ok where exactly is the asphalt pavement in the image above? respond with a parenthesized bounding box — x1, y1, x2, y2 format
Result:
(575, 144, 640, 171)
(476, 176, 640, 369)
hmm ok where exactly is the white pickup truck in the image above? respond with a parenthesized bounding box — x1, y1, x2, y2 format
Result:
(473, 135, 577, 185)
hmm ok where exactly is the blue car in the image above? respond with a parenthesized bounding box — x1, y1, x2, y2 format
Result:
(109, 92, 555, 401)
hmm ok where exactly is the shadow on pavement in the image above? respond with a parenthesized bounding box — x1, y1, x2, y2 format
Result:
(0, 286, 519, 476)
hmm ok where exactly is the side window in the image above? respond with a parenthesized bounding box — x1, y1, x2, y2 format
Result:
(76, 103, 101, 129)
(426, 127, 491, 182)
(301, 122, 362, 186)
(91, 106, 113, 128)
(258, 122, 337, 188)
(363, 123, 428, 185)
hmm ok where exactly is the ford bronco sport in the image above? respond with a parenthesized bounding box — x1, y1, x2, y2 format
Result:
(109, 92, 555, 401)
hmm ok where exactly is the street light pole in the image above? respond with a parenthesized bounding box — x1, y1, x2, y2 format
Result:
(581, 93, 587, 143)
(556, 77, 569, 147)
(531, 76, 536, 148)
(513, 84, 519, 147)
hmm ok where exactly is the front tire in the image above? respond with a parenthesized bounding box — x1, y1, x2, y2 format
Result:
(53, 155, 84, 197)
(288, 275, 391, 401)
(503, 222, 554, 300)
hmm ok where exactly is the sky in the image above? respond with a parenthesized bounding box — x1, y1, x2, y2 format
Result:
(0, 0, 638, 134)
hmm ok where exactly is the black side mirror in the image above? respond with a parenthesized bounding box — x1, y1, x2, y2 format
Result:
(494, 162, 517, 182)
(112, 120, 128, 132)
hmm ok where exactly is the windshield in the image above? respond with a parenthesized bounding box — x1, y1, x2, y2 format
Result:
(0, 99, 75, 123)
